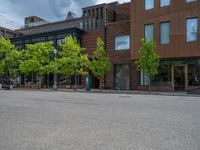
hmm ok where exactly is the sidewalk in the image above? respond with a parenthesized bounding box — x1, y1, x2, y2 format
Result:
(12, 88, 200, 97)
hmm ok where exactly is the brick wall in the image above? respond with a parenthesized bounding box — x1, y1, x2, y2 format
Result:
(105, 20, 132, 89)
(131, 0, 200, 60)
(81, 2, 133, 90)
(82, 29, 105, 57)
(115, 2, 130, 22)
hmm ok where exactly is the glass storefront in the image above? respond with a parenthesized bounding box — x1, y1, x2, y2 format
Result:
(114, 64, 130, 90)
(188, 64, 200, 86)
(139, 58, 200, 91)
(152, 65, 172, 88)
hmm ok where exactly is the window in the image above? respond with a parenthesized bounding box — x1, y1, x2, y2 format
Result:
(151, 65, 172, 88)
(160, 22, 170, 44)
(0, 29, 5, 37)
(160, 0, 170, 7)
(80, 22, 83, 29)
(16, 45, 23, 50)
(145, 24, 154, 41)
(188, 62, 200, 87)
(145, 0, 154, 10)
(115, 64, 130, 90)
(186, 18, 198, 42)
(84, 20, 88, 30)
(115, 35, 130, 50)
(186, 0, 197, 3)
(30, 17, 34, 23)
(57, 38, 65, 46)
(141, 71, 149, 86)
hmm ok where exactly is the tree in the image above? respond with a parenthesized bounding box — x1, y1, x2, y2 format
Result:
(20, 41, 55, 87)
(0, 37, 21, 80)
(135, 39, 160, 92)
(56, 36, 89, 90)
(89, 37, 111, 90)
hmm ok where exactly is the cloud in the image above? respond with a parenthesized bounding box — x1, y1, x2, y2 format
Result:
(0, 0, 130, 26)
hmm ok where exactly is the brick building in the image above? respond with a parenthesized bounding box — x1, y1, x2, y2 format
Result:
(131, 0, 200, 92)
(82, 2, 132, 90)
(9, 0, 200, 92)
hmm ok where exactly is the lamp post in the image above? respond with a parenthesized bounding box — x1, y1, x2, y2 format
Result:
(53, 49, 58, 90)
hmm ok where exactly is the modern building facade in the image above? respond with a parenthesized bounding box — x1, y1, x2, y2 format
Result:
(131, 0, 200, 92)
(0, 26, 17, 39)
(11, 15, 84, 88)
(8, 0, 200, 92)
(82, 2, 132, 90)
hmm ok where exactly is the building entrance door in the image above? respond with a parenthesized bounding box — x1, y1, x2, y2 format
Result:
(114, 64, 130, 90)
(172, 65, 188, 91)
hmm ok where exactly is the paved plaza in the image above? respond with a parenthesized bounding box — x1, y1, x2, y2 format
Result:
(0, 90, 200, 150)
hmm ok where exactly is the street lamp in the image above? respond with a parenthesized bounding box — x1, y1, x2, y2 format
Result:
(53, 49, 58, 90)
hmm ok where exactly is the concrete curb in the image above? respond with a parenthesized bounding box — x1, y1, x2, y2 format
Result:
(8, 88, 200, 97)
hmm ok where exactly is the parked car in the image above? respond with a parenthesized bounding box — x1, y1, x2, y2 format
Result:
(0, 76, 13, 90)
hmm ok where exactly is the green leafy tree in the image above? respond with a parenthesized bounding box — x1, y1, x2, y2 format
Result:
(56, 36, 89, 90)
(89, 37, 111, 90)
(135, 39, 160, 92)
(20, 41, 55, 87)
(0, 37, 22, 80)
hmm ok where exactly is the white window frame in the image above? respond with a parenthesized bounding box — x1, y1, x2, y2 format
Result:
(115, 35, 130, 51)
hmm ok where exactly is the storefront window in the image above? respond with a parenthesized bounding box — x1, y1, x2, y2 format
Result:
(188, 64, 200, 86)
(140, 71, 149, 86)
(114, 64, 130, 90)
(152, 65, 171, 86)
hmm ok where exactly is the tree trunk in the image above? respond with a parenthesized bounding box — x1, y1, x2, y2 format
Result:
(99, 78, 102, 92)
(32, 72, 34, 83)
(94, 77, 95, 89)
(47, 75, 49, 88)
(38, 75, 42, 89)
(74, 75, 77, 91)
(148, 75, 151, 93)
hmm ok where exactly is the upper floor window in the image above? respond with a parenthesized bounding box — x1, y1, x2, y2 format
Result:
(145, 24, 154, 41)
(115, 35, 130, 50)
(160, 0, 170, 7)
(186, 18, 198, 42)
(16, 45, 23, 50)
(57, 38, 65, 46)
(160, 22, 170, 44)
(145, 0, 154, 10)
(186, 0, 197, 3)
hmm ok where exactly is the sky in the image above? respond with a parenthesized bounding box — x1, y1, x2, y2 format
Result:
(0, 0, 130, 28)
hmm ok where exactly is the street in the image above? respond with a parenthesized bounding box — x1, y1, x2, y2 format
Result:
(0, 90, 200, 150)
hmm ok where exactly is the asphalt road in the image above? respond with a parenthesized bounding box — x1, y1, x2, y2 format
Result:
(0, 90, 200, 150)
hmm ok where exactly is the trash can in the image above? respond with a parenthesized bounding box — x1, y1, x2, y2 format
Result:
(86, 75, 91, 92)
